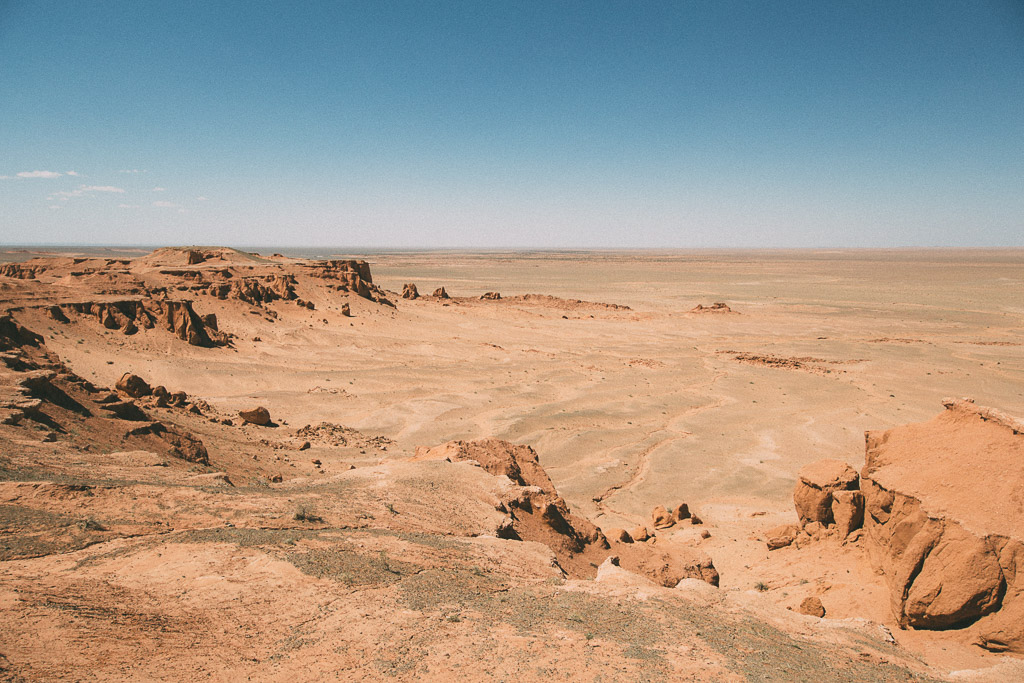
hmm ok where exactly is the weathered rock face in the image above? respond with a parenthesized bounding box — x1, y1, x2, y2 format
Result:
(432, 287, 449, 299)
(305, 260, 387, 303)
(401, 283, 419, 299)
(0, 314, 44, 352)
(58, 299, 228, 347)
(793, 459, 859, 525)
(831, 490, 865, 537)
(0, 263, 47, 279)
(206, 275, 297, 306)
(480, 292, 501, 300)
(862, 399, 1024, 652)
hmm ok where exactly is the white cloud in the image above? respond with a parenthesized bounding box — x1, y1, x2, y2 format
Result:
(152, 200, 179, 208)
(119, 169, 146, 174)
(17, 170, 62, 179)
(118, 204, 139, 209)
(151, 186, 166, 192)
(66, 170, 80, 176)
(0, 175, 12, 180)
(48, 205, 61, 210)
(47, 185, 126, 202)
(48, 189, 85, 199)
(196, 196, 209, 201)
(81, 185, 125, 193)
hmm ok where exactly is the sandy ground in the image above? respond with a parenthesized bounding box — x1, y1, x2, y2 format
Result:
(2, 246, 1023, 679)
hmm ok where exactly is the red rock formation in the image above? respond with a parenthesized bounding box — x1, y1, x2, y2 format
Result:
(0, 263, 47, 279)
(691, 302, 734, 313)
(0, 315, 208, 464)
(414, 438, 718, 587)
(58, 299, 228, 347)
(206, 275, 297, 306)
(793, 459, 859, 525)
(861, 399, 1024, 652)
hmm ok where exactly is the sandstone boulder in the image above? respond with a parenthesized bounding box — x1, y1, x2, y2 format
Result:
(765, 524, 799, 550)
(798, 597, 826, 618)
(794, 459, 859, 525)
(402, 283, 419, 300)
(480, 292, 501, 300)
(651, 505, 674, 529)
(672, 502, 691, 522)
(630, 525, 650, 542)
(239, 406, 271, 426)
(433, 287, 449, 299)
(116, 373, 151, 398)
(605, 528, 633, 543)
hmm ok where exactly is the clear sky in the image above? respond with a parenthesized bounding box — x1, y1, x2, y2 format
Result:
(1, 1, 1022, 248)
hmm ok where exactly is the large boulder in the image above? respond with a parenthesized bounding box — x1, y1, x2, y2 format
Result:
(862, 399, 1024, 651)
(794, 459, 859, 525)
(651, 505, 674, 529)
(239, 406, 271, 426)
(116, 373, 151, 398)
(402, 283, 419, 300)
(765, 524, 799, 550)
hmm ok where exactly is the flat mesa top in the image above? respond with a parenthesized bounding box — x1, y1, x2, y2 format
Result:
(866, 402, 1024, 540)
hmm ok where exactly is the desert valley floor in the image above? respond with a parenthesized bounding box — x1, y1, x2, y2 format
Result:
(1, 247, 1022, 681)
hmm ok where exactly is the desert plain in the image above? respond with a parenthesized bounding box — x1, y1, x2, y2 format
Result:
(0, 246, 1022, 681)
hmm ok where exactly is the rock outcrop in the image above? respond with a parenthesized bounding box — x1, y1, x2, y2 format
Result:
(432, 287, 449, 299)
(414, 438, 718, 587)
(0, 263, 48, 279)
(793, 459, 859, 525)
(0, 315, 208, 464)
(206, 275, 297, 307)
(305, 260, 390, 305)
(401, 283, 419, 300)
(861, 399, 1024, 652)
(58, 299, 229, 347)
(690, 302, 734, 313)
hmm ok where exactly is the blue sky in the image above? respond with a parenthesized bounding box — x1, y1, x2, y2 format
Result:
(1, 1, 1022, 247)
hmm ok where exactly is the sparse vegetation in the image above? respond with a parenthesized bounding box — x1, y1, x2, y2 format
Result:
(294, 503, 323, 523)
(80, 517, 106, 531)
(755, 581, 770, 592)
